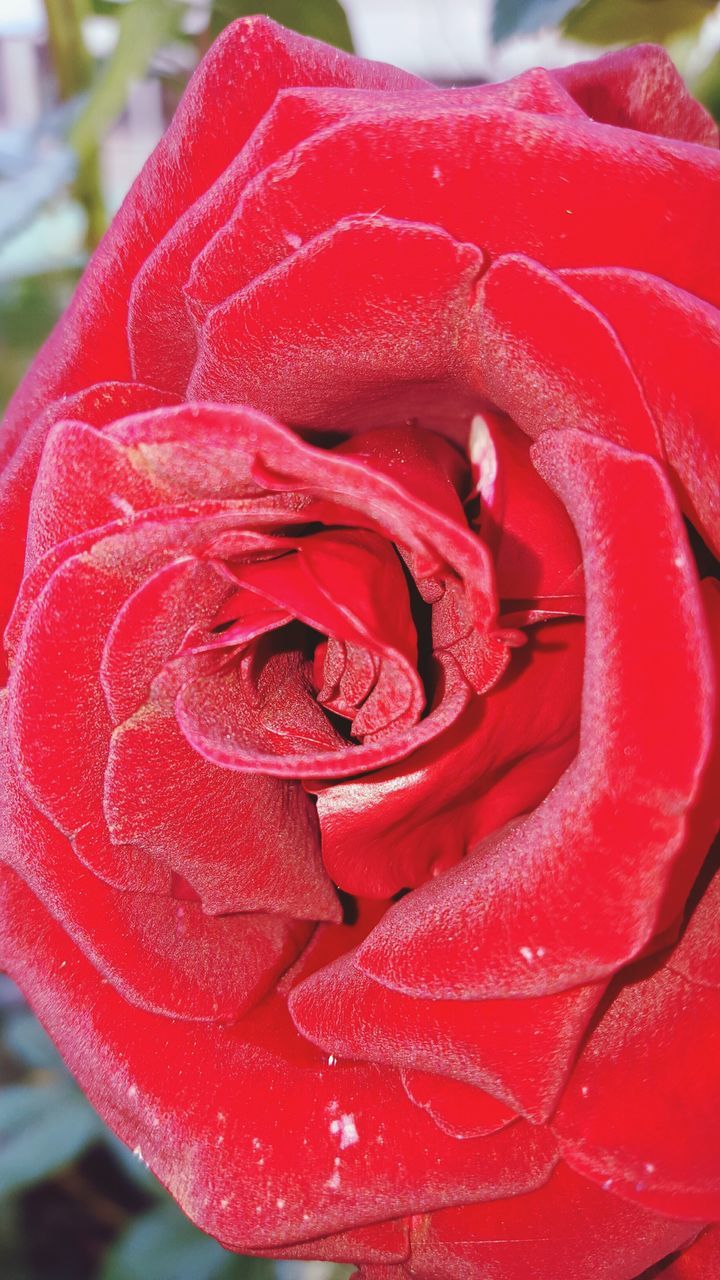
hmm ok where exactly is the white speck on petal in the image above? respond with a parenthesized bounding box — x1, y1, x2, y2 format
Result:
(469, 414, 498, 501)
(127, 1084, 138, 1100)
(329, 1113, 359, 1149)
(276, 1198, 286, 1210)
(108, 492, 136, 518)
(520, 946, 534, 963)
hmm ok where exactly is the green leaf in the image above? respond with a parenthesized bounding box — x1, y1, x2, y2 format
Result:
(492, 0, 578, 41)
(209, 0, 354, 52)
(104, 1130, 166, 1198)
(562, 0, 715, 46)
(101, 1202, 274, 1280)
(0, 1083, 102, 1196)
(3, 1011, 62, 1071)
(69, 0, 182, 162)
(694, 49, 720, 122)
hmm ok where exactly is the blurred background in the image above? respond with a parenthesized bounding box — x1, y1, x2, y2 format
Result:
(0, 0, 719, 1276)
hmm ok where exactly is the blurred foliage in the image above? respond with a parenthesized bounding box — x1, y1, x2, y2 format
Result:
(0, 271, 79, 411)
(208, 0, 353, 49)
(68, 0, 183, 166)
(0, 979, 348, 1278)
(694, 47, 720, 115)
(492, 0, 720, 121)
(562, 0, 717, 45)
(492, 0, 577, 42)
(101, 1205, 275, 1280)
(493, 0, 718, 41)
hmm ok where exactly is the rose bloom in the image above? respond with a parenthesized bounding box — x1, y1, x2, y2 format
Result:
(1, 16, 719, 1277)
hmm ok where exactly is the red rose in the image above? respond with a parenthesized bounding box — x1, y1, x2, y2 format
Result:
(1, 18, 719, 1277)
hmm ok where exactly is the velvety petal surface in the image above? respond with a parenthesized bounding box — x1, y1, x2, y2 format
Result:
(0, 865, 560, 1250)
(357, 432, 716, 998)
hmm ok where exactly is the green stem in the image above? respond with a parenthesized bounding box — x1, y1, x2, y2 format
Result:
(43, 0, 106, 248)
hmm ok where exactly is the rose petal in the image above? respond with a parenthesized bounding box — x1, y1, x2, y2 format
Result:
(471, 255, 661, 456)
(0, 18, 422, 464)
(227, 528, 423, 738)
(469, 411, 583, 606)
(0, 382, 177, 679)
(100, 556, 231, 724)
(188, 215, 484, 433)
(658, 1227, 720, 1279)
(555, 44, 719, 146)
(560, 267, 720, 556)
(0, 697, 309, 1020)
(289, 950, 604, 1123)
(553, 860, 720, 1220)
(356, 433, 716, 998)
(314, 618, 583, 897)
(106, 701, 338, 921)
(7, 508, 245, 837)
(380, 1163, 695, 1280)
(185, 101, 720, 333)
(177, 650, 472, 779)
(0, 864, 559, 1248)
(400, 1069, 517, 1139)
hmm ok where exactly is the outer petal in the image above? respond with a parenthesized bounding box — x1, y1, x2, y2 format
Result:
(0, 17, 422, 459)
(357, 433, 717, 998)
(188, 215, 484, 434)
(0, 865, 559, 1249)
(365, 1163, 695, 1280)
(553, 852, 720, 1222)
(290, 949, 604, 1124)
(0, 382, 177, 680)
(555, 44, 719, 146)
(130, 86, 426, 394)
(560, 267, 720, 555)
(184, 101, 720, 327)
(471, 254, 661, 456)
(0, 696, 309, 1021)
(659, 1227, 720, 1278)
(475, 255, 720, 556)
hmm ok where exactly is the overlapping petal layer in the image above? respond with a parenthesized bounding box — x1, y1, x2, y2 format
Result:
(0, 18, 718, 1279)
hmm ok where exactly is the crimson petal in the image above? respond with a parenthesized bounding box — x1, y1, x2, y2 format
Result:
(561, 266, 720, 555)
(553, 847, 720, 1222)
(356, 432, 716, 998)
(0, 865, 558, 1248)
(0, 699, 309, 1020)
(314, 618, 583, 897)
(363, 1163, 695, 1280)
(289, 950, 604, 1123)
(555, 44, 719, 145)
